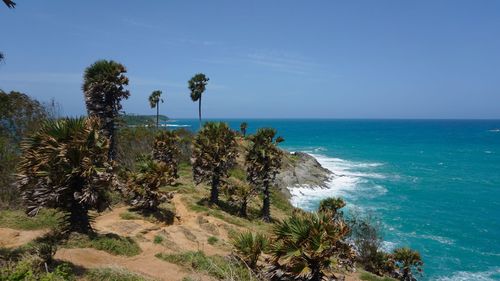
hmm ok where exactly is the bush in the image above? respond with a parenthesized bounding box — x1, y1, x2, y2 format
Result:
(86, 267, 151, 281)
(156, 251, 257, 281)
(231, 231, 268, 269)
(207, 236, 219, 245)
(64, 233, 141, 256)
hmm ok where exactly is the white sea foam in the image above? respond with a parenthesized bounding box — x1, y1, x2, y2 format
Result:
(435, 267, 500, 281)
(288, 152, 387, 210)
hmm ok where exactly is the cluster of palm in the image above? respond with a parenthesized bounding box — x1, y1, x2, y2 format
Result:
(17, 117, 114, 234)
(152, 130, 180, 182)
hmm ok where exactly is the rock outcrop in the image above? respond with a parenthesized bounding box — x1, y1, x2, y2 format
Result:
(275, 151, 332, 197)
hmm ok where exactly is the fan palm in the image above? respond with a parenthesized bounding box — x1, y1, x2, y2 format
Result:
(83, 60, 130, 160)
(232, 231, 269, 269)
(152, 130, 180, 182)
(17, 117, 113, 234)
(188, 73, 209, 128)
(149, 90, 164, 128)
(192, 122, 237, 205)
(270, 211, 355, 281)
(392, 247, 423, 281)
(240, 122, 248, 137)
(246, 128, 283, 222)
(2, 0, 15, 8)
(127, 157, 173, 211)
(318, 197, 346, 219)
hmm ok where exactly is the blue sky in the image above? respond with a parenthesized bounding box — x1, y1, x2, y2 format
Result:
(1, 0, 499, 119)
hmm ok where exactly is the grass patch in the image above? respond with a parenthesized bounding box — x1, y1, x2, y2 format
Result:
(86, 267, 152, 281)
(360, 271, 397, 281)
(0, 209, 61, 230)
(207, 236, 218, 245)
(120, 211, 143, 220)
(228, 167, 246, 181)
(153, 235, 164, 244)
(64, 233, 141, 256)
(270, 188, 293, 213)
(156, 251, 256, 280)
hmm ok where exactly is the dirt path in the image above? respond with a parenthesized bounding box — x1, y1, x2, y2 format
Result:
(0, 228, 48, 248)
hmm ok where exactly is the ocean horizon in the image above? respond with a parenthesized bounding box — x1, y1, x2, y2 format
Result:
(165, 118, 500, 281)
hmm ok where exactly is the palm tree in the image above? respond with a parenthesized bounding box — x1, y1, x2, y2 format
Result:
(2, 0, 15, 8)
(246, 128, 283, 222)
(240, 122, 248, 137)
(232, 231, 269, 269)
(17, 117, 114, 234)
(318, 197, 346, 219)
(392, 247, 423, 281)
(152, 130, 180, 182)
(148, 90, 163, 128)
(127, 157, 173, 211)
(83, 60, 130, 161)
(192, 122, 237, 205)
(270, 211, 355, 281)
(188, 73, 209, 128)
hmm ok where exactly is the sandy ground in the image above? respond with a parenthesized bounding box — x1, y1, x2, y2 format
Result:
(2, 194, 364, 281)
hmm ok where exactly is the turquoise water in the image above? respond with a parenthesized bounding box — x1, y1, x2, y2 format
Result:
(168, 119, 500, 280)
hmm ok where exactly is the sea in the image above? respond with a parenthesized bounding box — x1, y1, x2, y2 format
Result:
(164, 119, 500, 281)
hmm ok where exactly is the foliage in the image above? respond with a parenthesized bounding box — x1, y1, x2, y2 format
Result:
(188, 73, 209, 126)
(127, 157, 174, 211)
(223, 177, 257, 217)
(318, 197, 346, 215)
(246, 128, 283, 222)
(392, 247, 423, 281)
(153, 235, 164, 244)
(207, 236, 219, 245)
(64, 233, 141, 256)
(2, 0, 16, 8)
(116, 127, 156, 172)
(360, 271, 397, 281)
(17, 117, 114, 234)
(232, 231, 269, 269)
(156, 251, 257, 281)
(192, 122, 237, 205)
(83, 59, 130, 160)
(153, 130, 180, 182)
(0, 90, 48, 207)
(86, 268, 152, 281)
(148, 90, 163, 128)
(240, 122, 248, 137)
(269, 211, 355, 281)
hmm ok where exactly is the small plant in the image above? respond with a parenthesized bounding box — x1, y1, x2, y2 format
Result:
(318, 197, 346, 217)
(392, 247, 423, 281)
(153, 235, 164, 244)
(232, 231, 268, 269)
(86, 267, 151, 281)
(207, 236, 219, 245)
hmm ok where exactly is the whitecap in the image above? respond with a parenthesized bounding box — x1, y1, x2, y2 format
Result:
(435, 267, 500, 281)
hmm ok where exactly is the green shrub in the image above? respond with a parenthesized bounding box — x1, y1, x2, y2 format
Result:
(207, 236, 219, 245)
(64, 233, 141, 256)
(153, 235, 164, 244)
(156, 251, 256, 280)
(86, 267, 151, 281)
(231, 231, 268, 268)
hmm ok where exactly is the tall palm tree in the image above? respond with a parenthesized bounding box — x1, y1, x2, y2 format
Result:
(270, 211, 354, 281)
(148, 90, 163, 128)
(246, 128, 283, 222)
(188, 73, 209, 128)
(240, 122, 248, 137)
(192, 122, 237, 205)
(83, 60, 130, 161)
(17, 117, 113, 234)
(2, 0, 15, 8)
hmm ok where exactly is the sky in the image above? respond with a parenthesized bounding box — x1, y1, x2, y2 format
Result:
(0, 0, 499, 119)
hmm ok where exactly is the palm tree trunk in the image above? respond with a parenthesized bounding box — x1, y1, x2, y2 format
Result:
(156, 103, 159, 128)
(239, 198, 248, 217)
(108, 118, 116, 161)
(262, 182, 271, 222)
(68, 203, 92, 234)
(210, 175, 219, 205)
(198, 96, 202, 129)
